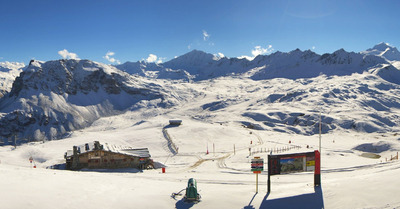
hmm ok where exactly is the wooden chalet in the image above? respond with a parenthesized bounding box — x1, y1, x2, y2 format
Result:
(64, 141, 153, 170)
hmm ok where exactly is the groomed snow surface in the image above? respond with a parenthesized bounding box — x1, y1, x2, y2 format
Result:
(1, 115, 399, 209)
(1, 75, 400, 209)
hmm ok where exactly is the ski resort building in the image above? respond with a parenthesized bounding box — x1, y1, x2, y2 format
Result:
(64, 141, 153, 170)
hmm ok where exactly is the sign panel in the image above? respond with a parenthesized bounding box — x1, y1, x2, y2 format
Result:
(251, 158, 264, 172)
(280, 155, 305, 174)
(268, 151, 316, 176)
(306, 156, 315, 171)
(267, 150, 321, 192)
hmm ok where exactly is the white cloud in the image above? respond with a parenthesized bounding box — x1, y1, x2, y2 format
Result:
(145, 54, 165, 64)
(237, 55, 253, 61)
(146, 54, 158, 63)
(103, 51, 120, 64)
(58, 49, 79, 59)
(213, 52, 225, 61)
(312, 46, 316, 50)
(239, 45, 274, 61)
(251, 45, 274, 57)
(203, 30, 210, 41)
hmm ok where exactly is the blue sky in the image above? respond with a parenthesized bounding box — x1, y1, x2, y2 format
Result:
(1, 0, 400, 64)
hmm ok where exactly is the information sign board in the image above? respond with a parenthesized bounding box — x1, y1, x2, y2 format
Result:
(267, 150, 321, 192)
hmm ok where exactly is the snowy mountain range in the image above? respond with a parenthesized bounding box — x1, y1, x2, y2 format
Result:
(116, 42, 400, 81)
(1, 43, 400, 145)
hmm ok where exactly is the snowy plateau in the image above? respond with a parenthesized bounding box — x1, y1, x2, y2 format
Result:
(1, 43, 400, 209)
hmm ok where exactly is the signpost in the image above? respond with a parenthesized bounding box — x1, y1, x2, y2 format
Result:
(251, 157, 264, 193)
(267, 150, 321, 193)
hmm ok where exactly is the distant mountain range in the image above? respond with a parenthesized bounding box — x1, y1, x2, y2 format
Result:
(116, 42, 400, 81)
(1, 43, 400, 144)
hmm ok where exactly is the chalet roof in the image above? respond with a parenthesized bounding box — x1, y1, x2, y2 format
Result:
(65, 141, 151, 158)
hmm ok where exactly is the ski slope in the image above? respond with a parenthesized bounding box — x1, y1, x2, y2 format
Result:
(0, 114, 399, 209)
(1, 70, 400, 208)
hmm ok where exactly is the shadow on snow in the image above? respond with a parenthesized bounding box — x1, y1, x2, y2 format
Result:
(258, 186, 324, 209)
(175, 198, 195, 209)
(46, 163, 144, 173)
(243, 186, 324, 209)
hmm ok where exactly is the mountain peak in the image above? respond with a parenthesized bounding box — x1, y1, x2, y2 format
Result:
(183, 49, 213, 57)
(362, 42, 400, 61)
(164, 49, 215, 69)
(370, 42, 392, 51)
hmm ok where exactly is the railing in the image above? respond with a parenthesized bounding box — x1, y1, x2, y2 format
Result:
(162, 127, 179, 155)
(386, 152, 399, 162)
(250, 145, 301, 155)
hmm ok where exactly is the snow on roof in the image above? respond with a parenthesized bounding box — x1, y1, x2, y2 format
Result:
(65, 141, 150, 158)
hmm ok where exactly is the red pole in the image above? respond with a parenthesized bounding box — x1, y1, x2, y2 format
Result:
(314, 150, 321, 186)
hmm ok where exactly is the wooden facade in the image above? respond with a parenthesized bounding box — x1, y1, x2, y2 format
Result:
(65, 141, 153, 170)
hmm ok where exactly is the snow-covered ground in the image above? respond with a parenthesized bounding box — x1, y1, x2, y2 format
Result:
(1, 75, 400, 209)
(1, 113, 399, 209)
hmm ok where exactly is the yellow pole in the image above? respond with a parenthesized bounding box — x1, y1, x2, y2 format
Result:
(256, 173, 258, 193)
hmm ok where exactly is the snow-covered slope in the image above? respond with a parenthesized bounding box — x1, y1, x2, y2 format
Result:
(0, 59, 182, 144)
(1, 74, 400, 209)
(0, 61, 25, 97)
(116, 61, 163, 78)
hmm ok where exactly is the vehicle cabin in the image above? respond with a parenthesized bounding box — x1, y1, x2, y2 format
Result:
(64, 141, 153, 170)
(169, 119, 182, 126)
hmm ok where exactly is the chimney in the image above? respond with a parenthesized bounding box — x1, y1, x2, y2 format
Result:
(94, 141, 101, 150)
(72, 146, 79, 169)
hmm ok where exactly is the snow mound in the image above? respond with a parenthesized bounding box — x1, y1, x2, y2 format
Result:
(353, 141, 394, 153)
